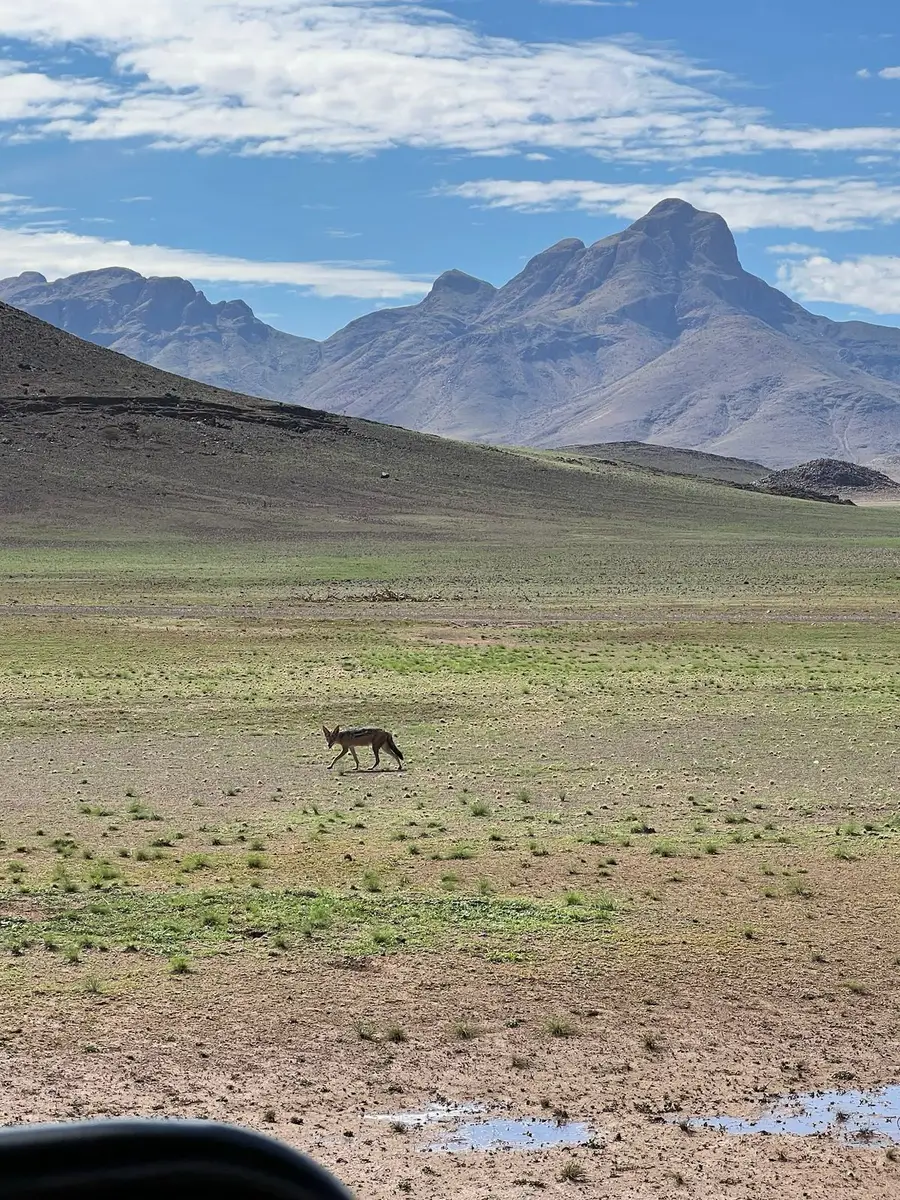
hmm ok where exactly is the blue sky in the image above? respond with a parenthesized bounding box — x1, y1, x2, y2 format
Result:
(0, 0, 899, 339)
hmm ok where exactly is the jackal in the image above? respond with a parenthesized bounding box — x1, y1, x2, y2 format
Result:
(322, 725, 405, 772)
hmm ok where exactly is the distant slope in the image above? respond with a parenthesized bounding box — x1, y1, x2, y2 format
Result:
(558, 441, 770, 485)
(7, 202, 900, 469)
(0, 298, 881, 545)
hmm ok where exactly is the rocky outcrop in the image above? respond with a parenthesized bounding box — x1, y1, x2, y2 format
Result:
(760, 458, 899, 495)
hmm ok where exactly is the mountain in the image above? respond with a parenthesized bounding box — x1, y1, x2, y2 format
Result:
(0, 267, 320, 400)
(6, 200, 900, 468)
(0, 296, 786, 540)
(4, 296, 885, 554)
(0, 295, 588, 536)
(296, 200, 900, 469)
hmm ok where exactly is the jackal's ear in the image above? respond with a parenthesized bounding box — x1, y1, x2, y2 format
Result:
(322, 725, 331, 740)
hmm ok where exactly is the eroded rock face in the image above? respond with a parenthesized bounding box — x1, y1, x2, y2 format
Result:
(5, 199, 900, 467)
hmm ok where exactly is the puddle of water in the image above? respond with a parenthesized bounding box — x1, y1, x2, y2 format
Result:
(427, 1117, 592, 1153)
(366, 1103, 594, 1153)
(683, 1086, 900, 1146)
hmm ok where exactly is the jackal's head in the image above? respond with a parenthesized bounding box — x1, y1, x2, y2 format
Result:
(322, 725, 340, 747)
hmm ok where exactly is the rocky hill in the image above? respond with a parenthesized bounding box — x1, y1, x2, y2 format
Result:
(762, 458, 900, 498)
(6, 200, 900, 468)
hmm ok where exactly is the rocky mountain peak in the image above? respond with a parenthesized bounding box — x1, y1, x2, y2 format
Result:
(491, 237, 587, 313)
(620, 197, 741, 274)
(69, 266, 145, 286)
(215, 298, 255, 320)
(422, 269, 497, 317)
(431, 269, 494, 296)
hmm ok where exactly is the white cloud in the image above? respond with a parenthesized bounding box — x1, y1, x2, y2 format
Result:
(778, 253, 900, 315)
(766, 242, 822, 255)
(0, 193, 64, 218)
(0, 60, 108, 121)
(0, 223, 430, 298)
(445, 174, 900, 231)
(878, 66, 900, 79)
(0, 1, 896, 161)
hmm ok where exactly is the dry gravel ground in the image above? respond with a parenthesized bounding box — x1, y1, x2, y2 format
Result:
(1, 589, 900, 1198)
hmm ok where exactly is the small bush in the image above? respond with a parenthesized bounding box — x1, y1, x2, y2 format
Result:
(546, 1017, 577, 1038)
(559, 1160, 587, 1183)
(452, 1020, 481, 1041)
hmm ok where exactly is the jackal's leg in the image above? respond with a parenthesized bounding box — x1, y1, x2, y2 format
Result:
(369, 744, 381, 771)
(329, 746, 349, 770)
(350, 746, 361, 770)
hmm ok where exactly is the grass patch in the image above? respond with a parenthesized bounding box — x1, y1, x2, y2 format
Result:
(0, 888, 616, 959)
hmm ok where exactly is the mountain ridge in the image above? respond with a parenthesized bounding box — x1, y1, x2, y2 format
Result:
(0, 265, 321, 402)
(5, 198, 900, 468)
(4, 294, 845, 544)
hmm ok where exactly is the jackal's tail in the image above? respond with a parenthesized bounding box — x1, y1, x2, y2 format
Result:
(387, 735, 404, 761)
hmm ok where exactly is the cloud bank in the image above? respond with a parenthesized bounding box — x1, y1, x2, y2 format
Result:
(0, 1, 897, 160)
(446, 174, 900, 231)
(0, 223, 431, 298)
(778, 254, 900, 317)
